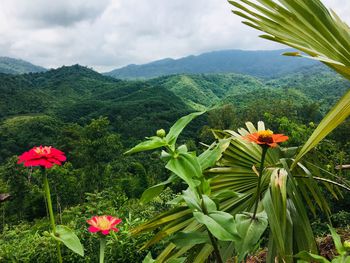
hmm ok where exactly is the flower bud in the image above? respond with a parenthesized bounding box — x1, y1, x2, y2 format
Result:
(344, 240, 350, 250)
(156, 129, 166, 138)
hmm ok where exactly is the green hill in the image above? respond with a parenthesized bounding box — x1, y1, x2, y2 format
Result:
(0, 57, 46, 74)
(0, 64, 347, 145)
(105, 49, 318, 79)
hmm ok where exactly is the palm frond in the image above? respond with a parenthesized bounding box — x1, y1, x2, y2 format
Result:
(229, 0, 350, 166)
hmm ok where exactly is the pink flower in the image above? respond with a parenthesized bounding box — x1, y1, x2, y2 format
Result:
(17, 146, 66, 169)
(87, 215, 122, 235)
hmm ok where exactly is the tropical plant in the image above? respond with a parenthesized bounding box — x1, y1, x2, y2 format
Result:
(128, 113, 348, 262)
(228, 0, 350, 165)
(296, 225, 350, 263)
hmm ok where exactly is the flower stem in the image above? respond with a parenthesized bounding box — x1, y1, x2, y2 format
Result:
(43, 172, 62, 263)
(252, 146, 268, 219)
(99, 237, 106, 263)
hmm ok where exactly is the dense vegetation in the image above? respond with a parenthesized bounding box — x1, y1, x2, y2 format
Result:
(0, 51, 349, 261)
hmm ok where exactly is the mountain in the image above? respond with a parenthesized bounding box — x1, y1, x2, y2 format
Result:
(0, 64, 347, 145)
(0, 65, 192, 141)
(104, 49, 318, 79)
(0, 57, 47, 74)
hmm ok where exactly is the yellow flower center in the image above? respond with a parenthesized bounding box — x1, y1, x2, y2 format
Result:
(257, 130, 274, 143)
(96, 217, 111, 230)
(34, 146, 52, 155)
(257, 130, 273, 138)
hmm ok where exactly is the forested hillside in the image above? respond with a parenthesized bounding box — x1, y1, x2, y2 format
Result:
(1, 63, 349, 149)
(0, 57, 46, 74)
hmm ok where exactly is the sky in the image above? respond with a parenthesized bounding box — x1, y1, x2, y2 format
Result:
(0, 0, 349, 72)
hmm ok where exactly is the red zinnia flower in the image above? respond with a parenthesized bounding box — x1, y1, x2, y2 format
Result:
(87, 215, 122, 235)
(17, 146, 66, 169)
(244, 129, 288, 148)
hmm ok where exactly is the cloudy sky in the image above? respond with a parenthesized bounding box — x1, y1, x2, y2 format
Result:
(0, 0, 349, 72)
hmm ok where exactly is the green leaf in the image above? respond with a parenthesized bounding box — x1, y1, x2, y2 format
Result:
(292, 89, 350, 167)
(198, 139, 230, 171)
(140, 174, 177, 204)
(182, 188, 202, 212)
(202, 195, 217, 213)
(235, 212, 268, 261)
(166, 112, 204, 150)
(171, 231, 210, 247)
(193, 211, 238, 241)
(211, 189, 240, 200)
(125, 136, 167, 154)
(50, 225, 84, 257)
(282, 51, 302, 57)
(142, 252, 156, 263)
(295, 251, 330, 263)
(166, 152, 202, 191)
(167, 258, 186, 263)
(328, 225, 346, 255)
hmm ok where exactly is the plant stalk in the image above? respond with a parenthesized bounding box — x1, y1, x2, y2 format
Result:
(99, 237, 106, 263)
(43, 172, 62, 263)
(201, 198, 223, 263)
(252, 146, 268, 219)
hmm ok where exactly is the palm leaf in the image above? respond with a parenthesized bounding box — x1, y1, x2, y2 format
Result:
(228, 0, 350, 166)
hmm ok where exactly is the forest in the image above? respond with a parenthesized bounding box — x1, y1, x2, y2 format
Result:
(1, 0, 350, 262)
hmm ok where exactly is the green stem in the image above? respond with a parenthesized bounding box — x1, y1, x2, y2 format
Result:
(99, 237, 106, 263)
(252, 146, 268, 219)
(43, 172, 62, 263)
(201, 198, 223, 263)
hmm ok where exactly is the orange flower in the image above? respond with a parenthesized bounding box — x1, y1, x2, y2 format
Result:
(244, 129, 288, 148)
(87, 215, 122, 235)
(17, 146, 66, 169)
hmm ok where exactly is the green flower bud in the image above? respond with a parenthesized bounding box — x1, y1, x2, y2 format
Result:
(43, 231, 50, 237)
(156, 129, 166, 138)
(344, 240, 350, 249)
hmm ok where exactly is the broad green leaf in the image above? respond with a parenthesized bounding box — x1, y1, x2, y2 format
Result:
(328, 225, 346, 255)
(140, 174, 177, 204)
(295, 251, 330, 263)
(171, 231, 210, 247)
(166, 112, 204, 150)
(235, 212, 268, 261)
(211, 189, 240, 200)
(292, 89, 350, 167)
(166, 152, 202, 191)
(142, 252, 156, 263)
(182, 188, 201, 212)
(263, 189, 286, 256)
(193, 211, 238, 241)
(202, 195, 217, 213)
(125, 136, 167, 154)
(50, 225, 84, 257)
(198, 139, 230, 170)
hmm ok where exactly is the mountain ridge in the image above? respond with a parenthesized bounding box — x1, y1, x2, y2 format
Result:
(0, 56, 46, 74)
(104, 49, 319, 79)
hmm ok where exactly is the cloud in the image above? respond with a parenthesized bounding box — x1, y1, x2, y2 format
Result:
(0, 0, 349, 71)
(1, 0, 111, 27)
